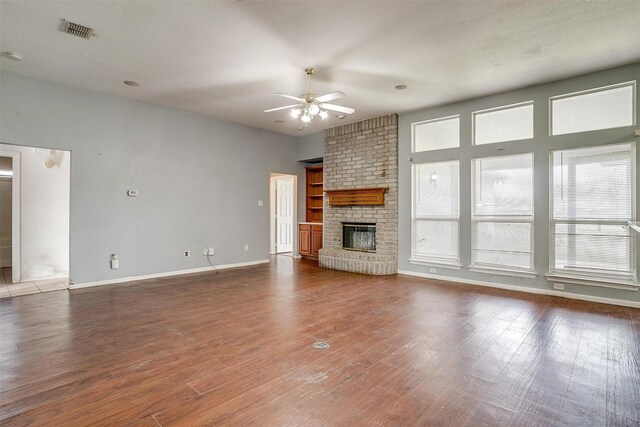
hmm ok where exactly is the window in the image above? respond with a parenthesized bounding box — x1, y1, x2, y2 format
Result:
(412, 160, 460, 266)
(550, 143, 636, 285)
(412, 115, 459, 152)
(550, 81, 635, 136)
(471, 154, 534, 274)
(473, 101, 534, 145)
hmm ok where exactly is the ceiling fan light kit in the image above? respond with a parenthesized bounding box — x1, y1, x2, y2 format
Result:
(265, 67, 355, 124)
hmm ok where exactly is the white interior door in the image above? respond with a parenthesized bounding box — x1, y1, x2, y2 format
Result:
(276, 178, 293, 253)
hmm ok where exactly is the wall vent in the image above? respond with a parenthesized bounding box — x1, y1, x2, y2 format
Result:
(59, 19, 95, 40)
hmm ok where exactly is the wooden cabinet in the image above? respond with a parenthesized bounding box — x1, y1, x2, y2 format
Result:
(299, 224, 311, 255)
(299, 224, 322, 258)
(311, 225, 323, 257)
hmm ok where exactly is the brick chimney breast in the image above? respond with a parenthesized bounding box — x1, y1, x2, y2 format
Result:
(319, 114, 398, 275)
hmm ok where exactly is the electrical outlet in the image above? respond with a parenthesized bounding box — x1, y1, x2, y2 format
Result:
(184, 250, 191, 257)
(110, 254, 119, 269)
(429, 268, 437, 273)
(244, 244, 249, 251)
(207, 248, 214, 256)
(553, 283, 565, 290)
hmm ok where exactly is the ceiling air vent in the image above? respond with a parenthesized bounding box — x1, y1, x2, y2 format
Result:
(59, 19, 95, 40)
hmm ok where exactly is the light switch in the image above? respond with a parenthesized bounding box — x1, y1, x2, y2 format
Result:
(258, 200, 263, 207)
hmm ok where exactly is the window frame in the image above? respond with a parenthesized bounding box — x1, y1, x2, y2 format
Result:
(547, 142, 637, 288)
(470, 153, 536, 276)
(410, 160, 461, 268)
(472, 100, 535, 146)
(548, 80, 636, 136)
(411, 115, 460, 153)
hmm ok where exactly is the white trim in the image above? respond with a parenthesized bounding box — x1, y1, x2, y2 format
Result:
(545, 273, 639, 291)
(409, 258, 462, 270)
(471, 153, 535, 272)
(397, 269, 640, 308)
(469, 265, 537, 278)
(549, 80, 636, 136)
(0, 148, 21, 283)
(24, 273, 68, 281)
(411, 161, 461, 266)
(70, 259, 270, 289)
(549, 142, 637, 283)
(472, 100, 534, 146)
(411, 114, 460, 153)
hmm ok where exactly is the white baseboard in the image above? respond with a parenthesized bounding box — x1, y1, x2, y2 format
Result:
(70, 259, 270, 289)
(397, 269, 640, 309)
(22, 273, 69, 282)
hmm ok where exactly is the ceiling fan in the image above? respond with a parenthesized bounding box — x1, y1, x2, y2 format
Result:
(264, 67, 355, 123)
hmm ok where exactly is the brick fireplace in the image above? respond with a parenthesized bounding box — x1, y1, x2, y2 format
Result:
(319, 114, 398, 275)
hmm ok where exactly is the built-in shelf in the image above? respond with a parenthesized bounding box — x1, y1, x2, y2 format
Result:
(302, 165, 324, 260)
(305, 166, 324, 223)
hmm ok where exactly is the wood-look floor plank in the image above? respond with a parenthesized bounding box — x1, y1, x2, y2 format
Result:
(607, 312, 640, 422)
(0, 257, 637, 426)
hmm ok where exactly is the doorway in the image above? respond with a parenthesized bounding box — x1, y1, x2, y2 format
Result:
(0, 156, 15, 275)
(0, 144, 70, 296)
(269, 174, 297, 256)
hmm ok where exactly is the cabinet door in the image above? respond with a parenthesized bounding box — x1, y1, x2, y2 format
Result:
(299, 228, 311, 255)
(311, 230, 323, 256)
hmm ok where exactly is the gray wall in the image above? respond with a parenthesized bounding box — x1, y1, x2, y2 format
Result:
(0, 71, 305, 284)
(297, 131, 324, 162)
(398, 62, 640, 303)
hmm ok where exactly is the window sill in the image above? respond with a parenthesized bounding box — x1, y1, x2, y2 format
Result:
(469, 265, 537, 278)
(545, 273, 639, 292)
(409, 258, 462, 270)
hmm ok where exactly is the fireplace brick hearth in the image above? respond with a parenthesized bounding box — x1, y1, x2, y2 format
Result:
(319, 114, 398, 275)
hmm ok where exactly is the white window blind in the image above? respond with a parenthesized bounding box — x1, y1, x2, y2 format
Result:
(550, 82, 635, 136)
(412, 160, 460, 265)
(472, 154, 534, 272)
(473, 102, 534, 145)
(412, 116, 460, 152)
(550, 143, 635, 282)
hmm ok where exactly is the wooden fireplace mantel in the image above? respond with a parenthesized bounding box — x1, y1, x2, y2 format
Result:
(325, 187, 387, 206)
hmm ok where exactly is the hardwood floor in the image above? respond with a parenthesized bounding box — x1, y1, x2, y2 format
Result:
(1, 256, 638, 426)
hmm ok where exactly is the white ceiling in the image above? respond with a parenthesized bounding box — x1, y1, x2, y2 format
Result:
(1, 1, 640, 137)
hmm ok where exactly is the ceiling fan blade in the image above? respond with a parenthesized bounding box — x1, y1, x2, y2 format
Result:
(320, 103, 355, 114)
(264, 104, 303, 113)
(276, 93, 305, 102)
(315, 91, 345, 103)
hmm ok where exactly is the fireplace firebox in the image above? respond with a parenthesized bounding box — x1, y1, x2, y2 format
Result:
(342, 223, 376, 252)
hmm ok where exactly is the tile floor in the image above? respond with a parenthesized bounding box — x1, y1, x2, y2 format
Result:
(0, 268, 68, 298)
